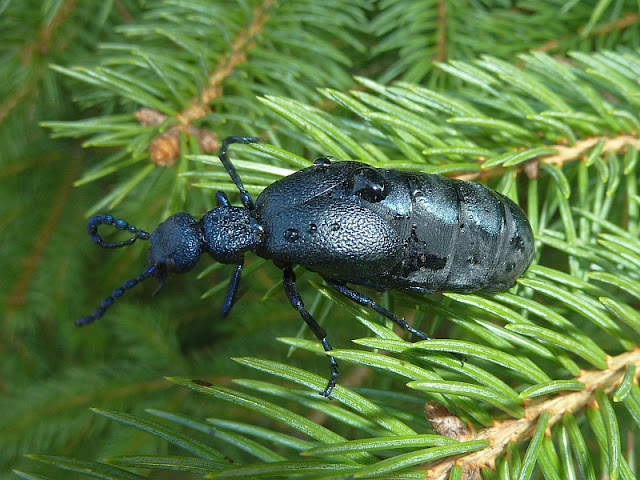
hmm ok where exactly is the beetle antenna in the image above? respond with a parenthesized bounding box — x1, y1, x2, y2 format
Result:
(75, 265, 157, 326)
(76, 215, 154, 326)
(87, 214, 150, 248)
(216, 191, 231, 207)
(219, 136, 264, 211)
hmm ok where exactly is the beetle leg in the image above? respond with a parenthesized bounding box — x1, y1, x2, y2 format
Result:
(325, 281, 467, 364)
(324, 280, 433, 341)
(220, 261, 243, 317)
(219, 136, 264, 211)
(282, 266, 338, 398)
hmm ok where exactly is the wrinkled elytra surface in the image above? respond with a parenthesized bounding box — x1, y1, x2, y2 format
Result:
(76, 136, 534, 397)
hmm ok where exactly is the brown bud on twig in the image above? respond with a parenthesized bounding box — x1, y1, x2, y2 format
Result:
(149, 128, 181, 166)
(425, 402, 481, 480)
(136, 108, 219, 167)
(135, 108, 168, 127)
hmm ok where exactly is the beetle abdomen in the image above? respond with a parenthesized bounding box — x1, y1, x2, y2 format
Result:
(389, 173, 534, 293)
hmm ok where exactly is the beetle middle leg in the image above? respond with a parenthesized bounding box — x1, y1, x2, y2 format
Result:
(282, 266, 339, 398)
(324, 280, 433, 341)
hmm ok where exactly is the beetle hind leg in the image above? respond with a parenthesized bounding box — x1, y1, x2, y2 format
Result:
(283, 266, 338, 398)
(325, 280, 466, 364)
(324, 280, 433, 341)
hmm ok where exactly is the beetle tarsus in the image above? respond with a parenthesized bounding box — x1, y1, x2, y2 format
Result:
(326, 280, 470, 364)
(322, 340, 339, 398)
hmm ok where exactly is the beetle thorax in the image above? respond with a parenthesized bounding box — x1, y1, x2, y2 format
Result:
(200, 206, 262, 264)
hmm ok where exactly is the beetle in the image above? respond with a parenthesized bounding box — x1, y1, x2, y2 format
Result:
(76, 136, 535, 397)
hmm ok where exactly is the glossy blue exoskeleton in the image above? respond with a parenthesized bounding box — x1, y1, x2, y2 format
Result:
(76, 137, 534, 397)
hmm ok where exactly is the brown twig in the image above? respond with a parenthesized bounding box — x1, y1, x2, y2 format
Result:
(537, 11, 640, 54)
(178, 0, 275, 125)
(454, 134, 640, 182)
(7, 154, 81, 311)
(146, 0, 275, 166)
(434, 0, 448, 63)
(425, 348, 640, 478)
(36, 0, 79, 55)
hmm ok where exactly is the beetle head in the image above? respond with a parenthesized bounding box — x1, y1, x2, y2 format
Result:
(147, 212, 203, 280)
(75, 211, 204, 326)
(200, 206, 262, 264)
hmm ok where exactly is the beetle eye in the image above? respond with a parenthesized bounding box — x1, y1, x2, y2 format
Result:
(349, 167, 388, 203)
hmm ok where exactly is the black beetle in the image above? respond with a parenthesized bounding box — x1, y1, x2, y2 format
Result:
(76, 136, 534, 397)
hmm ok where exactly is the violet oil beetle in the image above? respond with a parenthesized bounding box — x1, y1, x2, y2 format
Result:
(76, 136, 535, 397)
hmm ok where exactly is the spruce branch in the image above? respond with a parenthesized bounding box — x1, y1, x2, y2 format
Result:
(426, 348, 640, 479)
(536, 10, 640, 54)
(0, 76, 35, 128)
(5, 155, 81, 316)
(144, 0, 276, 166)
(177, 0, 275, 125)
(456, 134, 640, 182)
(0, 0, 79, 124)
(43, 0, 370, 210)
(434, 0, 447, 64)
(29, 0, 78, 56)
(7, 2, 640, 479)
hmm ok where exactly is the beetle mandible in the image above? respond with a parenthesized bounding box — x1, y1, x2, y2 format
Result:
(76, 136, 535, 397)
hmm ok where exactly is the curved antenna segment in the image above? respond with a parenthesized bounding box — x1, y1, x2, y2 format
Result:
(87, 215, 150, 248)
(75, 265, 157, 326)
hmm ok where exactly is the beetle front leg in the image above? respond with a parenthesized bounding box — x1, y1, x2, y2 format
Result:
(324, 280, 433, 341)
(218, 136, 264, 211)
(282, 266, 338, 398)
(220, 261, 243, 317)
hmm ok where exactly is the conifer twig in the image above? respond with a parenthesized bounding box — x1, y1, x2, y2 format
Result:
(434, 0, 447, 63)
(0, 0, 79, 124)
(536, 11, 639, 53)
(177, 0, 276, 125)
(146, 0, 276, 165)
(456, 134, 640, 181)
(426, 348, 640, 478)
(7, 155, 80, 313)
